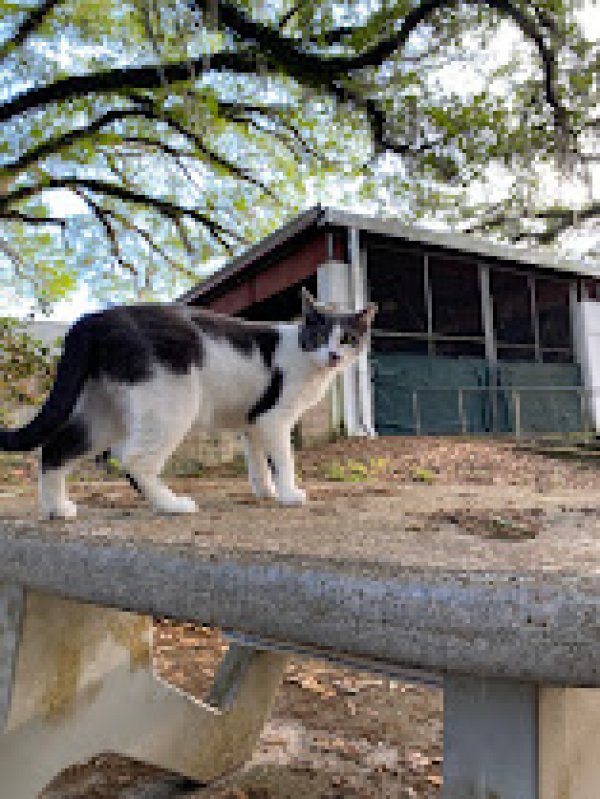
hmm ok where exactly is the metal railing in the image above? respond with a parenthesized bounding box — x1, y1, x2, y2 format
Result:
(381, 385, 598, 438)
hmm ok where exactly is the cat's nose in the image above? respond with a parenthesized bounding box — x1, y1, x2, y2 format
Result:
(328, 351, 341, 366)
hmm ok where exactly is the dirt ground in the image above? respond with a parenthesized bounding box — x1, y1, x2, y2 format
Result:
(5, 436, 600, 798)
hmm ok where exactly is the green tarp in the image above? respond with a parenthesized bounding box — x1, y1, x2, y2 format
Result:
(372, 354, 583, 436)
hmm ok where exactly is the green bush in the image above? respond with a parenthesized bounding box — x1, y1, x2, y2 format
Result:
(324, 457, 389, 482)
(410, 466, 436, 484)
(0, 318, 58, 425)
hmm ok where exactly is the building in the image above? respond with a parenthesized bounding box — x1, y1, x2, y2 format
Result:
(182, 205, 600, 438)
(26, 321, 68, 353)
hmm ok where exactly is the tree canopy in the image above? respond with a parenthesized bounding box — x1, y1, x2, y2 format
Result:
(0, 0, 598, 310)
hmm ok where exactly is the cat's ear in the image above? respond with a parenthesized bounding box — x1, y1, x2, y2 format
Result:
(356, 302, 377, 336)
(301, 287, 319, 317)
(359, 302, 378, 324)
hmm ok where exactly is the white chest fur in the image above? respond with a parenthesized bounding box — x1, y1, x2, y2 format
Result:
(196, 334, 271, 430)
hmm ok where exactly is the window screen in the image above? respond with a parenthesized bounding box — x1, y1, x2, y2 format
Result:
(535, 277, 571, 350)
(429, 256, 483, 337)
(490, 269, 534, 347)
(368, 246, 426, 334)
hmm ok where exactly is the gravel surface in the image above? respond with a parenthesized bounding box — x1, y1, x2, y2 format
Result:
(295, 436, 600, 489)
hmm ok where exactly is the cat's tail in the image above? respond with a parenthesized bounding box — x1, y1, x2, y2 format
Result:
(0, 318, 92, 452)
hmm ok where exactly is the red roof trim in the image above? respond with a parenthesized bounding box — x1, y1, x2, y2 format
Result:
(209, 232, 330, 314)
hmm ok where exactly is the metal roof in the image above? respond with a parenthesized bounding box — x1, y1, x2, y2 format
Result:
(325, 207, 597, 276)
(181, 205, 598, 304)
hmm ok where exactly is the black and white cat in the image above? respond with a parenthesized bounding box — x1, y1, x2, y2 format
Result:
(0, 289, 376, 519)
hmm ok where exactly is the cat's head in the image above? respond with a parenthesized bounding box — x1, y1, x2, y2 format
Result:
(299, 288, 377, 370)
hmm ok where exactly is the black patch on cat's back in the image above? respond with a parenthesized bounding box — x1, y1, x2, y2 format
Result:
(82, 304, 204, 383)
(248, 368, 284, 423)
(190, 310, 280, 368)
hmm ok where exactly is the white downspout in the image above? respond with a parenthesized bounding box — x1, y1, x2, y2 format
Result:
(348, 227, 376, 437)
(316, 229, 376, 437)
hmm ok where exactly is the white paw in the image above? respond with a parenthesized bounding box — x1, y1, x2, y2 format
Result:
(155, 495, 198, 515)
(277, 487, 307, 506)
(42, 499, 78, 520)
(250, 479, 278, 499)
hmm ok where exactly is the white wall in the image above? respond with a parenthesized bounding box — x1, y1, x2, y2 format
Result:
(26, 321, 67, 353)
(317, 260, 348, 434)
(316, 256, 375, 437)
(576, 300, 600, 431)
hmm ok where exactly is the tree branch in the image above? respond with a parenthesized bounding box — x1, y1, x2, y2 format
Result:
(0, 52, 259, 125)
(531, 203, 600, 243)
(174, 216, 196, 257)
(0, 177, 247, 250)
(464, 202, 600, 244)
(194, 0, 569, 138)
(2, 94, 279, 203)
(157, 111, 279, 200)
(107, 135, 207, 195)
(106, 207, 197, 278)
(0, 210, 65, 227)
(244, 115, 328, 164)
(1, 0, 570, 152)
(72, 188, 138, 275)
(0, 238, 26, 275)
(1, 106, 155, 177)
(0, 0, 62, 63)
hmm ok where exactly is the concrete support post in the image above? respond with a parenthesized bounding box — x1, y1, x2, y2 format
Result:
(479, 263, 498, 433)
(538, 686, 600, 799)
(318, 259, 350, 434)
(444, 675, 600, 799)
(443, 675, 538, 799)
(345, 228, 361, 435)
(570, 281, 580, 364)
(0, 585, 287, 799)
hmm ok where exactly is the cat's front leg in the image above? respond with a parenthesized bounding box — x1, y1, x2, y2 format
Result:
(243, 431, 277, 499)
(255, 417, 306, 506)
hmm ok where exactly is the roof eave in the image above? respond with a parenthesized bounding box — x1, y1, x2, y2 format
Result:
(179, 204, 326, 304)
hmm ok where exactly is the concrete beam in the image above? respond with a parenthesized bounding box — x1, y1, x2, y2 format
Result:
(1, 528, 600, 685)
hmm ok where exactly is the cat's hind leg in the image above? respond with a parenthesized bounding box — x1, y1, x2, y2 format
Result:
(39, 381, 124, 519)
(39, 418, 89, 519)
(112, 372, 199, 514)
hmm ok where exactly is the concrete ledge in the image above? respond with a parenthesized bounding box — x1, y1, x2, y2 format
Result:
(0, 527, 599, 686)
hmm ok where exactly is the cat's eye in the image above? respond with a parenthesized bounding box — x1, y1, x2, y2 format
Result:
(341, 332, 360, 347)
(315, 332, 327, 346)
